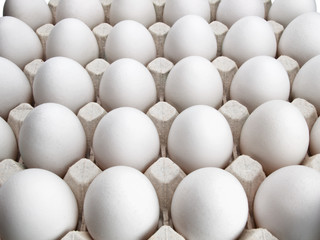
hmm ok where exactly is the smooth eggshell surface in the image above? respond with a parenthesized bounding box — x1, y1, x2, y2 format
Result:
(0, 168, 78, 240)
(0, 117, 18, 161)
(46, 18, 99, 66)
(164, 15, 217, 64)
(171, 167, 248, 240)
(19, 103, 87, 177)
(165, 56, 223, 112)
(167, 105, 233, 174)
(240, 100, 309, 175)
(0, 16, 43, 69)
(278, 12, 320, 67)
(222, 16, 277, 67)
(92, 107, 160, 172)
(99, 58, 156, 112)
(0, 57, 32, 119)
(230, 56, 290, 113)
(33, 56, 95, 113)
(254, 165, 320, 240)
(310, 117, 320, 155)
(84, 166, 159, 240)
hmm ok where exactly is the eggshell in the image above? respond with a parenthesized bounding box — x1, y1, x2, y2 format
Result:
(254, 165, 320, 240)
(163, 0, 211, 26)
(278, 12, 320, 67)
(0, 117, 18, 161)
(99, 58, 156, 112)
(19, 103, 87, 177)
(230, 56, 290, 113)
(104, 20, 156, 65)
(167, 105, 233, 174)
(92, 107, 160, 172)
(0, 57, 32, 119)
(171, 167, 248, 239)
(222, 16, 277, 67)
(165, 56, 223, 112)
(0, 16, 43, 69)
(240, 100, 309, 175)
(0, 168, 78, 240)
(33, 56, 95, 113)
(56, 0, 104, 29)
(268, 0, 316, 27)
(46, 18, 99, 66)
(164, 15, 217, 64)
(109, 0, 156, 27)
(310, 117, 320, 155)
(216, 0, 265, 28)
(84, 166, 159, 240)
(291, 55, 320, 114)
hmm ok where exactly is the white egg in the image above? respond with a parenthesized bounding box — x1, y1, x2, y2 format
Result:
(105, 20, 156, 65)
(254, 165, 320, 240)
(230, 56, 290, 113)
(291, 55, 320, 114)
(46, 18, 99, 66)
(171, 167, 248, 240)
(84, 166, 159, 240)
(92, 107, 160, 172)
(216, 0, 265, 28)
(268, 0, 316, 27)
(19, 103, 87, 177)
(167, 105, 233, 174)
(56, 0, 104, 29)
(0, 16, 43, 69)
(33, 56, 95, 113)
(164, 15, 217, 64)
(310, 117, 320, 155)
(165, 56, 223, 112)
(3, 0, 52, 30)
(0, 57, 32, 119)
(240, 100, 309, 175)
(163, 0, 211, 26)
(278, 12, 320, 67)
(0, 168, 78, 240)
(109, 0, 156, 27)
(99, 58, 156, 112)
(222, 16, 277, 67)
(0, 117, 17, 161)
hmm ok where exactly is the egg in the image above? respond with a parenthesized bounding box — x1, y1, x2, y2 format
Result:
(0, 16, 43, 69)
(222, 16, 277, 67)
(216, 0, 265, 28)
(84, 166, 159, 240)
(92, 107, 160, 172)
(33, 56, 95, 113)
(0, 117, 18, 161)
(171, 167, 248, 240)
(19, 103, 87, 177)
(3, 0, 53, 30)
(165, 56, 223, 112)
(240, 100, 309, 175)
(56, 0, 105, 29)
(46, 18, 99, 66)
(104, 20, 156, 65)
(167, 105, 233, 174)
(163, 0, 211, 26)
(291, 55, 320, 114)
(164, 15, 217, 64)
(278, 12, 320, 67)
(254, 165, 320, 240)
(99, 58, 156, 112)
(230, 56, 290, 113)
(310, 117, 320, 155)
(109, 0, 156, 27)
(0, 168, 78, 240)
(268, 0, 316, 27)
(0, 57, 32, 119)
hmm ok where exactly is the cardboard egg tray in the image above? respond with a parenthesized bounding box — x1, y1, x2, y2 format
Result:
(1, 0, 320, 239)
